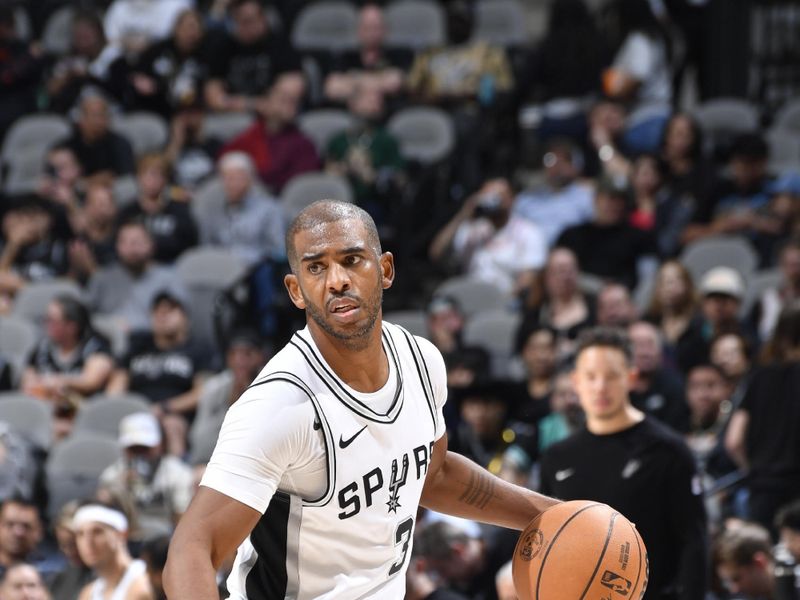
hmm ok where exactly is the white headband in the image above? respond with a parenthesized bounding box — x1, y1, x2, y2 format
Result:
(72, 505, 128, 533)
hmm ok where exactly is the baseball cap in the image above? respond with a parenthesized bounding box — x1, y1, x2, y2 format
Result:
(151, 288, 189, 311)
(700, 267, 745, 300)
(119, 412, 162, 448)
(427, 295, 461, 316)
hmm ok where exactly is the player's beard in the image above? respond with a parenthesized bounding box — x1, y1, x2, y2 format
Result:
(304, 272, 383, 351)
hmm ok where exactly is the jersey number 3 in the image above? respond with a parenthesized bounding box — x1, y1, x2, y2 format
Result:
(388, 517, 414, 576)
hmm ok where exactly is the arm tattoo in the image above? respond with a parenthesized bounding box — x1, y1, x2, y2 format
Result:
(458, 471, 495, 510)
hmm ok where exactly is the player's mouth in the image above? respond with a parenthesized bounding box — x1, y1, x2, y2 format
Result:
(328, 298, 361, 321)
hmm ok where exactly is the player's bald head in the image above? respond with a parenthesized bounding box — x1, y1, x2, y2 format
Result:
(285, 200, 382, 272)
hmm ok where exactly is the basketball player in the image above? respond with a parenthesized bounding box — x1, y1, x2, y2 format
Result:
(540, 327, 708, 600)
(73, 504, 152, 600)
(164, 201, 559, 598)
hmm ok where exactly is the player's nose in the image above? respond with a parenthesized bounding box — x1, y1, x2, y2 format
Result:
(327, 261, 351, 291)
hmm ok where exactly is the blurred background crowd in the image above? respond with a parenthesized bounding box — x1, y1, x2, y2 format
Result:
(0, 0, 799, 598)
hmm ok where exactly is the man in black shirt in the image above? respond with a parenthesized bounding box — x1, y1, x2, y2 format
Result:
(61, 90, 135, 177)
(557, 176, 656, 289)
(628, 320, 690, 433)
(204, 0, 303, 112)
(540, 327, 707, 600)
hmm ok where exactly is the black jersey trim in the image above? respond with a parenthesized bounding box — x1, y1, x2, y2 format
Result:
(293, 328, 404, 420)
(245, 491, 290, 599)
(398, 326, 438, 433)
(246, 372, 336, 507)
(288, 329, 404, 424)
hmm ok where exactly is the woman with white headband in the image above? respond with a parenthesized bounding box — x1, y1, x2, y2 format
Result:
(73, 504, 152, 600)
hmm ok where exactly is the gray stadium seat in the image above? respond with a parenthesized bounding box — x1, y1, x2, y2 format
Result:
(297, 109, 357, 154)
(766, 129, 800, 174)
(175, 246, 248, 289)
(679, 236, 758, 285)
(12, 279, 84, 328)
(0, 316, 37, 385)
(112, 175, 139, 206)
(175, 247, 249, 350)
(462, 308, 521, 378)
(433, 276, 510, 318)
(1, 114, 70, 171)
(774, 99, 800, 134)
(385, 0, 445, 49)
(111, 111, 168, 156)
(201, 112, 255, 142)
(45, 433, 121, 519)
(383, 310, 429, 338)
(691, 99, 759, 143)
(473, 0, 527, 46)
(42, 6, 74, 55)
(91, 314, 129, 358)
(292, 2, 359, 52)
(387, 107, 455, 165)
(73, 394, 151, 438)
(280, 173, 354, 220)
(3, 148, 43, 195)
(741, 268, 782, 319)
(0, 393, 53, 450)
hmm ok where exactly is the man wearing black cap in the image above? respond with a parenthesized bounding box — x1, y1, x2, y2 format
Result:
(556, 175, 657, 289)
(108, 289, 207, 454)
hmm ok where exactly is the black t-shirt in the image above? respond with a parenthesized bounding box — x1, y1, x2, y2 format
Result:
(27, 334, 112, 376)
(62, 129, 135, 176)
(123, 332, 204, 404)
(329, 47, 413, 74)
(117, 198, 198, 263)
(629, 369, 690, 433)
(556, 222, 656, 289)
(740, 363, 800, 490)
(507, 381, 552, 426)
(206, 30, 301, 96)
(540, 418, 708, 600)
(134, 37, 211, 117)
(2, 237, 69, 283)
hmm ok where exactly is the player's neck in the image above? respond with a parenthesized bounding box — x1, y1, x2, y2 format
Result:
(586, 405, 644, 435)
(309, 323, 390, 393)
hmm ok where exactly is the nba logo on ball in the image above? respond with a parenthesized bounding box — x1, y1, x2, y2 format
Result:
(519, 529, 545, 561)
(512, 501, 648, 600)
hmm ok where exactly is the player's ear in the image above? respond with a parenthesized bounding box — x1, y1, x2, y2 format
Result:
(627, 366, 638, 388)
(284, 273, 306, 309)
(380, 251, 395, 290)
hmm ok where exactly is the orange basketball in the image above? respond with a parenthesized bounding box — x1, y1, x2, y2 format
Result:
(512, 500, 649, 600)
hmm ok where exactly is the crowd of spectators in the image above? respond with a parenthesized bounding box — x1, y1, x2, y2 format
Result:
(0, 0, 799, 598)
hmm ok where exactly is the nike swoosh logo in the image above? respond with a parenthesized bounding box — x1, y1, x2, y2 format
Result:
(339, 425, 367, 449)
(555, 468, 575, 482)
(621, 459, 641, 479)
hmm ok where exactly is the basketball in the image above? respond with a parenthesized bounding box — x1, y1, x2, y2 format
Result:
(512, 500, 648, 600)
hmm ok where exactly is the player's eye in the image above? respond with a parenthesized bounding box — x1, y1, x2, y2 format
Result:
(308, 263, 324, 275)
(344, 255, 361, 266)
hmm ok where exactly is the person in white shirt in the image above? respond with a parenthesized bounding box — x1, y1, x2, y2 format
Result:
(430, 178, 547, 296)
(74, 504, 152, 600)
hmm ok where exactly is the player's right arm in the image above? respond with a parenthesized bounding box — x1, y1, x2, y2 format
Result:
(164, 487, 261, 599)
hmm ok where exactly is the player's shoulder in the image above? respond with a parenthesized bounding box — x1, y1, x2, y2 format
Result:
(540, 429, 589, 469)
(232, 340, 318, 408)
(639, 417, 694, 461)
(382, 321, 442, 362)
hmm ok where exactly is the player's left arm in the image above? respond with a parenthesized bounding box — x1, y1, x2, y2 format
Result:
(420, 433, 560, 530)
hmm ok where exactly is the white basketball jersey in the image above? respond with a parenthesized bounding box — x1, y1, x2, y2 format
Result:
(226, 323, 441, 600)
